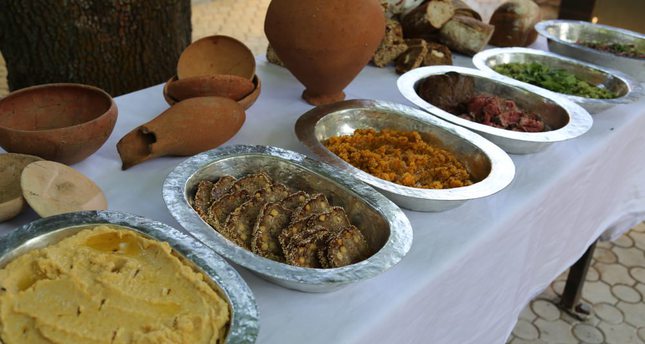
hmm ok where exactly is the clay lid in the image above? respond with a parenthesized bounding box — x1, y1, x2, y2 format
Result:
(163, 74, 261, 110)
(0, 153, 42, 222)
(177, 35, 256, 80)
(20, 161, 108, 217)
(167, 74, 255, 101)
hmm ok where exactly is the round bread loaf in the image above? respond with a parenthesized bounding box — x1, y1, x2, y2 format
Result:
(489, 0, 541, 47)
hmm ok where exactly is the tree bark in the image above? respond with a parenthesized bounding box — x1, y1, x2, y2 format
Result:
(0, 0, 191, 96)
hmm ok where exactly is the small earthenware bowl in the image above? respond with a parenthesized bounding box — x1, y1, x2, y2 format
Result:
(177, 35, 256, 80)
(163, 75, 262, 110)
(0, 83, 117, 164)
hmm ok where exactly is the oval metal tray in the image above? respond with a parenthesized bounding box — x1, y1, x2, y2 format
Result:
(163, 145, 413, 293)
(535, 20, 645, 82)
(0, 211, 259, 344)
(295, 99, 516, 212)
(472, 47, 643, 113)
(397, 66, 593, 154)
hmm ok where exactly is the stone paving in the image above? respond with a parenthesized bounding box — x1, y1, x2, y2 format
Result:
(0, 2, 644, 342)
(507, 222, 645, 344)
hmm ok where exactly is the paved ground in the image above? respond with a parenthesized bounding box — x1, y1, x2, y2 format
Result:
(508, 222, 645, 344)
(1, 2, 644, 341)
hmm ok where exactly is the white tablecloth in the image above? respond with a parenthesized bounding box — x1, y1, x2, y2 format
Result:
(2, 39, 645, 343)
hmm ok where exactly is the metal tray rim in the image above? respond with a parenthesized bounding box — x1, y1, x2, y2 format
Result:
(0, 210, 259, 344)
(397, 65, 593, 144)
(472, 47, 643, 107)
(535, 19, 645, 62)
(294, 99, 516, 202)
(162, 145, 413, 290)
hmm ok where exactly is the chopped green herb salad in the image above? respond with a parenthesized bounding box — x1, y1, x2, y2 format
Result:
(493, 62, 618, 99)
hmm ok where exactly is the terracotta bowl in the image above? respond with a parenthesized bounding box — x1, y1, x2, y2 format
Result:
(163, 75, 261, 110)
(177, 35, 256, 80)
(0, 84, 118, 165)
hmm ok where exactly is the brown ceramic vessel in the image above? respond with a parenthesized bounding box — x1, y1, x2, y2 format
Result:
(177, 35, 256, 80)
(117, 97, 246, 170)
(265, 0, 386, 105)
(0, 83, 117, 164)
(163, 75, 261, 110)
(167, 74, 255, 101)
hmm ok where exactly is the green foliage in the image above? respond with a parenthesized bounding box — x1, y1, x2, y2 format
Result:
(493, 62, 617, 99)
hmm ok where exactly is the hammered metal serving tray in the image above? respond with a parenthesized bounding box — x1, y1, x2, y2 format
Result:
(397, 66, 593, 154)
(0, 211, 259, 344)
(472, 47, 643, 113)
(536, 20, 645, 82)
(295, 99, 515, 212)
(163, 145, 413, 293)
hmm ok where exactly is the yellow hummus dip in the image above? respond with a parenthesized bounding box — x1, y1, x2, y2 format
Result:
(0, 225, 230, 344)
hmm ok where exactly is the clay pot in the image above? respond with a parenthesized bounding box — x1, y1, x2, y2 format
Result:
(237, 76, 262, 110)
(177, 35, 256, 80)
(265, 0, 385, 105)
(168, 74, 255, 102)
(0, 83, 117, 165)
(163, 75, 262, 110)
(0, 153, 42, 222)
(117, 97, 246, 170)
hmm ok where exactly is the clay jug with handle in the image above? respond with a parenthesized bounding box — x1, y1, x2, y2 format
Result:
(265, 0, 385, 105)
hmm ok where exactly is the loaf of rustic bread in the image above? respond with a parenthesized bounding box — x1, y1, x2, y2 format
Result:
(373, 19, 409, 67)
(439, 15, 495, 56)
(401, 0, 455, 39)
(423, 41, 453, 66)
(396, 39, 429, 74)
(452, 0, 482, 21)
(489, 0, 541, 47)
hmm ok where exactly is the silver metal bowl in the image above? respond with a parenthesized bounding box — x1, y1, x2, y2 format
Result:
(535, 20, 645, 82)
(294, 99, 516, 212)
(0, 211, 258, 344)
(397, 66, 593, 154)
(472, 47, 643, 113)
(163, 145, 413, 293)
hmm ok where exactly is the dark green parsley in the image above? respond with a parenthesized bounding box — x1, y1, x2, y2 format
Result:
(493, 62, 617, 99)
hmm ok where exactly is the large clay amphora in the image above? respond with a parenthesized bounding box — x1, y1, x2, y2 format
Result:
(265, 0, 385, 105)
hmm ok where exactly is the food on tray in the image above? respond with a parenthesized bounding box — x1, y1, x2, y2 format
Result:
(492, 62, 618, 99)
(224, 184, 290, 249)
(416, 71, 476, 111)
(489, 0, 540, 47)
(576, 41, 645, 59)
(416, 72, 548, 132)
(459, 95, 547, 132)
(191, 173, 370, 268)
(0, 225, 230, 344)
(323, 128, 473, 189)
(326, 225, 370, 268)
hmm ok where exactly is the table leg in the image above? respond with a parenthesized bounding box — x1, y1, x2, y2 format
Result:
(558, 240, 597, 319)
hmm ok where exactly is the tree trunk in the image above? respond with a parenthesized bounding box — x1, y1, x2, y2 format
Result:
(0, 0, 191, 96)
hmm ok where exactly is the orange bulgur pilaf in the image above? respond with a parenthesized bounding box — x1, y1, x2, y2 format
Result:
(323, 128, 472, 189)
